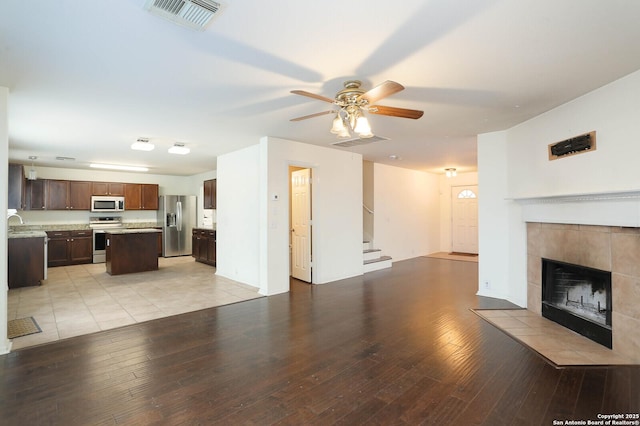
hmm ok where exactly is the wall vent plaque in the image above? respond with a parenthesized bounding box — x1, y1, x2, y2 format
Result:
(548, 131, 596, 160)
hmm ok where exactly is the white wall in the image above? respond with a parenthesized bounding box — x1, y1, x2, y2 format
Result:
(216, 145, 260, 289)
(477, 131, 516, 303)
(186, 169, 217, 229)
(263, 137, 363, 293)
(373, 163, 440, 261)
(478, 69, 640, 307)
(1, 87, 11, 354)
(217, 137, 363, 295)
(438, 171, 478, 253)
(507, 70, 640, 198)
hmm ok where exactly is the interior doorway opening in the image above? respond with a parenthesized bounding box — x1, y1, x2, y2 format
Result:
(289, 166, 312, 283)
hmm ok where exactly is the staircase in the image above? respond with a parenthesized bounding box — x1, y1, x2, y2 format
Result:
(363, 241, 392, 273)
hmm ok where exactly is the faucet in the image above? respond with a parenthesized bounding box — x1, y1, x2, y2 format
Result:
(7, 209, 24, 225)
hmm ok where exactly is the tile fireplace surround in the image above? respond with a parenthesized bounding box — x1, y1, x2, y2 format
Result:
(526, 222, 640, 363)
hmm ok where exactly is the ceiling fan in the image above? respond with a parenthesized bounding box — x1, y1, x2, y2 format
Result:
(290, 80, 424, 139)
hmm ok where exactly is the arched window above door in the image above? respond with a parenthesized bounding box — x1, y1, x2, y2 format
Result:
(457, 189, 477, 199)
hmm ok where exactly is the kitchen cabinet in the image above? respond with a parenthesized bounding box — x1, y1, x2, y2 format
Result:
(141, 184, 159, 210)
(156, 228, 163, 257)
(92, 182, 125, 196)
(207, 231, 216, 265)
(46, 180, 68, 210)
(46, 230, 93, 267)
(203, 179, 216, 209)
(8, 163, 25, 210)
(124, 183, 159, 210)
(25, 179, 46, 210)
(47, 231, 70, 266)
(192, 228, 216, 266)
(8, 236, 45, 288)
(69, 181, 92, 210)
(105, 230, 160, 275)
(47, 180, 92, 210)
(124, 184, 141, 209)
(69, 230, 93, 263)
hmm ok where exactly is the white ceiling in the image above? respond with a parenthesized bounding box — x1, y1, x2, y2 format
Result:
(2, 0, 640, 176)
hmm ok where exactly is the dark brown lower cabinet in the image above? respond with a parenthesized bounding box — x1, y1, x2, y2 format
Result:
(8, 237, 45, 288)
(192, 228, 216, 266)
(46, 230, 93, 267)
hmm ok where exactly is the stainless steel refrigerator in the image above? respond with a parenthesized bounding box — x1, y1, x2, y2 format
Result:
(158, 195, 196, 257)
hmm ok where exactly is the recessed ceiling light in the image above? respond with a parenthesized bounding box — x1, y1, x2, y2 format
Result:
(90, 163, 149, 172)
(131, 137, 155, 151)
(389, 154, 400, 160)
(168, 142, 190, 155)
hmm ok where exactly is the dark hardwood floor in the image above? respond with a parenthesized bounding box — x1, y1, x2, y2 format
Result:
(2, 257, 639, 425)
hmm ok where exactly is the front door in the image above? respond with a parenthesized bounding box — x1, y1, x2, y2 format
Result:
(451, 185, 478, 254)
(291, 168, 312, 282)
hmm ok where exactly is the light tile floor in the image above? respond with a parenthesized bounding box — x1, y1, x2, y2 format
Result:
(474, 309, 636, 366)
(8, 257, 262, 351)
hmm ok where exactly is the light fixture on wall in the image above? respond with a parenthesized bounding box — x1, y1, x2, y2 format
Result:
(90, 163, 149, 172)
(131, 137, 155, 151)
(445, 168, 457, 178)
(168, 142, 190, 155)
(28, 156, 37, 180)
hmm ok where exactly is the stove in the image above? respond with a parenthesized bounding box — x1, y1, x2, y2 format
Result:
(89, 216, 124, 263)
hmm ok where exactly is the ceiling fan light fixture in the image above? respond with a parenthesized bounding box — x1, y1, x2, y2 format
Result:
(290, 79, 422, 139)
(330, 115, 346, 134)
(354, 115, 373, 137)
(337, 127, 351, 139)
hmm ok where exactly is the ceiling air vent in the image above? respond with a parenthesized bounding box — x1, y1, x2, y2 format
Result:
(331, 135, 390, 148)
(144, 0, 223, 31)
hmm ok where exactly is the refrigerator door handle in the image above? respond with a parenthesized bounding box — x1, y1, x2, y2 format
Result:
(176, 201, 183, 232)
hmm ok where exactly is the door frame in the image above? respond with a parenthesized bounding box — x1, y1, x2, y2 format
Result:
(288, 164, 315, 283)
(450, 184, 478, 254)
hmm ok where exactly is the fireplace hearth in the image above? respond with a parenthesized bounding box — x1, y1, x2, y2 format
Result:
(542, 258, 612, 348)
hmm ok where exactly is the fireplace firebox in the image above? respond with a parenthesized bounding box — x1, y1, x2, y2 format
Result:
(541, 258, 612, 348)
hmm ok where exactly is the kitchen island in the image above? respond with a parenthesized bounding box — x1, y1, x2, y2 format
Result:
(105, 228, 162, 275)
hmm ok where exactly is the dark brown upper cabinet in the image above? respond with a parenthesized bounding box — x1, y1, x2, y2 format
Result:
(203, 179, 216, 209)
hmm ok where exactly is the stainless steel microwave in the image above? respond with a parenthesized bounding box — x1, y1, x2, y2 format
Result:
(91, 196, 125, 212)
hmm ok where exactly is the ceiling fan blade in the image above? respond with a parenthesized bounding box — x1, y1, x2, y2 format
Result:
(368, 105, 424, 119)
(290, 110, 335, 122)
(359, 80, 404, 104)
(291, 90, 335, 103)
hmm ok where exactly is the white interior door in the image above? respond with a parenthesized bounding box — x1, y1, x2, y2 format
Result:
(291, 168, 312, 282)
(451, 185, 478, 254)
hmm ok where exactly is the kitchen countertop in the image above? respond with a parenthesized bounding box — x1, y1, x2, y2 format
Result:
(8, 230, 48, 239)
(8, 222, 160, 233)
(105, 228, 162, 235)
